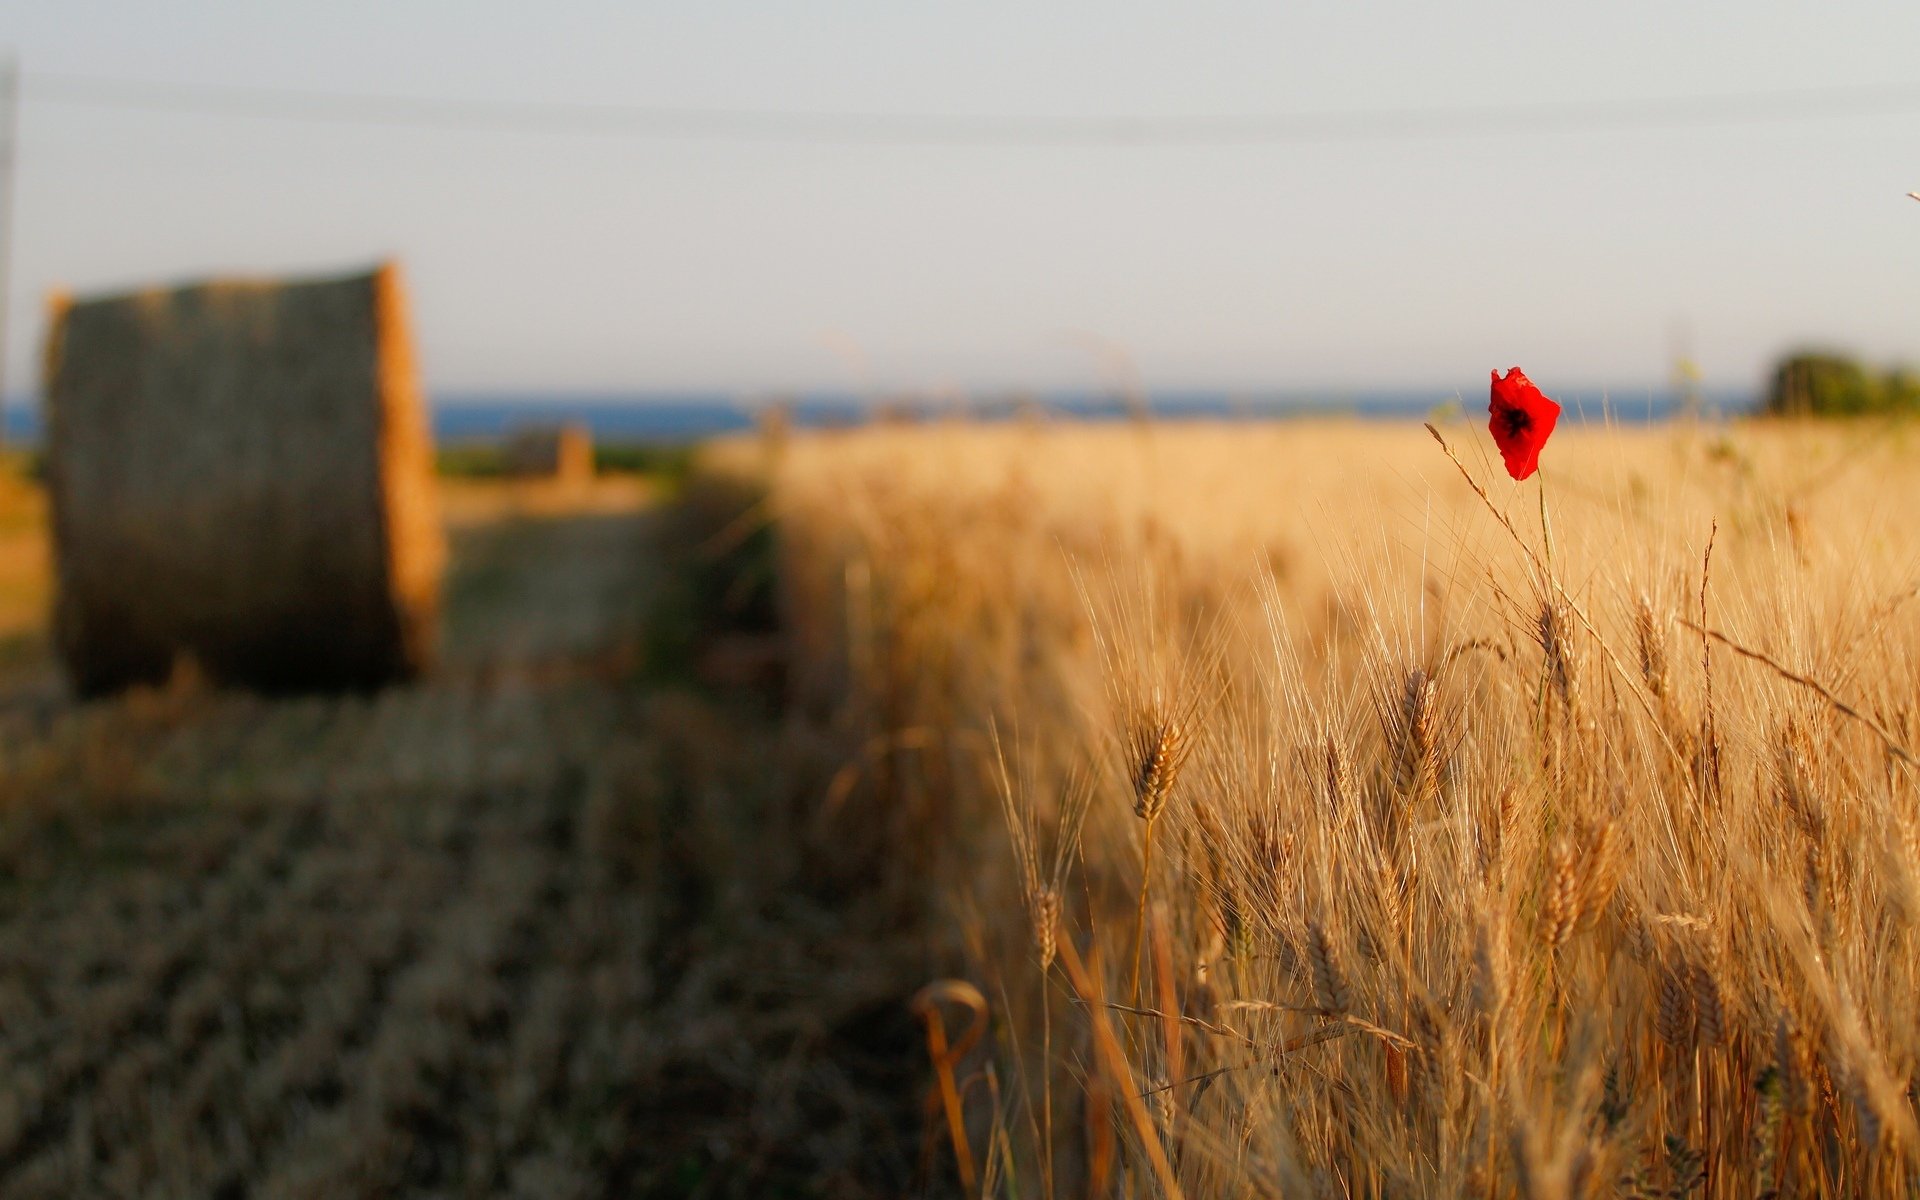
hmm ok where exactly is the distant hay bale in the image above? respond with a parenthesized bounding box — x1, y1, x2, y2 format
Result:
(504, 422, 594, 486)
(42, 262, 445, 695)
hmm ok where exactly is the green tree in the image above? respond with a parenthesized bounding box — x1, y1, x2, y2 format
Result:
(1764, 351, 1920, 416)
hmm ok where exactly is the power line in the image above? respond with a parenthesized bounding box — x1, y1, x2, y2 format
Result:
(24, 70, 1920, 147)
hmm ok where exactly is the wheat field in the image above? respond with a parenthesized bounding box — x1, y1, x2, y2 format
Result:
(735, 416, 1920, 1197)
(6, 415, 1919, 1196)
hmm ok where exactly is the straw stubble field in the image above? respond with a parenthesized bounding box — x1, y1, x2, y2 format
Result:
(737, 416, 1920, 1197)
(0, 472, 924, 1199)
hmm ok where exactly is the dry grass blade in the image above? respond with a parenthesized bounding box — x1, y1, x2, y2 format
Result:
(1054, 932, 1186, 1200)
(911, 980, 990, 1194)
(1679, 618, 1916, 766)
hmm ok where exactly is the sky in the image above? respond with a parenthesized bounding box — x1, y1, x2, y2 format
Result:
(3, 1, 1919, 399)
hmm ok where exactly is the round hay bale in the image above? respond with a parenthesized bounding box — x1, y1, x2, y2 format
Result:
(42, 262, 445, 694)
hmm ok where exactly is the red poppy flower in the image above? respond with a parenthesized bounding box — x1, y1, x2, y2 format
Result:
(1488, 367, 1560, 481)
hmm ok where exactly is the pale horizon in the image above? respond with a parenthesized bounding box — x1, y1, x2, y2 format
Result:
(4, 2, 1919, 399)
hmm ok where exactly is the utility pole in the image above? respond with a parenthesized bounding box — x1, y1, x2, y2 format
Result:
(0, 53, 17, 448)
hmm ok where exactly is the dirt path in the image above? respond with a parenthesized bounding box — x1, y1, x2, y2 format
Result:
(0, 480, 920, 1199)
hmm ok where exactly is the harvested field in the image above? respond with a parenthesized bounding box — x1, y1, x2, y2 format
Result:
(0, 469, 923, 1199)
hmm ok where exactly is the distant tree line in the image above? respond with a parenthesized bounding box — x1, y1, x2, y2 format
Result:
(1766, 351, 1920, 416)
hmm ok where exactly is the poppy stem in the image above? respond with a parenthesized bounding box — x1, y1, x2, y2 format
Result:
(1536, 469, 1555, 580)
(1424, 422, 1700, 801)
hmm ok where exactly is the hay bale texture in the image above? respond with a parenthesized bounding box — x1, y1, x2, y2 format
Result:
(43, 263, 444, 694)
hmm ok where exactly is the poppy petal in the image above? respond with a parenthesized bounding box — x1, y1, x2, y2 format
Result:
(1488, 367, 1561, 481)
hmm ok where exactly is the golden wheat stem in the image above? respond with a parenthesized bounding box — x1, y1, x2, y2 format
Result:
(1041, 957, 1055, 1200)
(1699, 521, 1722, 802)
(1130, 816, 1157, 1007)
(1700, 1046, 1716, 1188)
